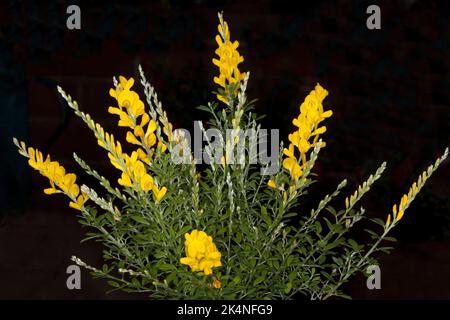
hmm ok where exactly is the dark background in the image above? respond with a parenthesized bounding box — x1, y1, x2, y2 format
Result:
(0, 0, 449, 299)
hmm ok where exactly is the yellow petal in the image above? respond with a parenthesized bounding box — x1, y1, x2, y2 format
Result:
(322, 110, 333, 118)
(118, 173, 132, 187)
(146, 133, 157, 148)
(108, 106, 122, 115)
(126, 131, 141, 145)
(44, 187, 59, 195)
(396, 210, 405, 221)
(140, 174, 154, 193)
(146, 120, 157, 135)
(152, 186, 167, 202)
(69, 184, 80, 198)
(313, 126, 327, 135)
(212, 279, 221, 289)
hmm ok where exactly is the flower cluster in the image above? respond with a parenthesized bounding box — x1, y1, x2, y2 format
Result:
(180, 230, 222, 276)
(14, 140, 88, 211)
(104, 77, 167, 202)
(109, 76, 167, 158)
(213, 13, 246, 105)
(95, 120, 167, 202)
(281, 83, 332, 181)
(387, 170, 426, 225)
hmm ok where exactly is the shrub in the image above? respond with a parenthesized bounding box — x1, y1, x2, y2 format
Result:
(13, 13, 448, 300)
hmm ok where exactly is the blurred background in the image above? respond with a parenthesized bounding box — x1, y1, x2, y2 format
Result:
(0, 0, 449, 299)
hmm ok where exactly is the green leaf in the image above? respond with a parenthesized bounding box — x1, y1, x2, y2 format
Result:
(131, 278, 140, 287)
(348, 239, 359, 251)
(372, 218, 386, 227)
(286, 255, 294, 266)
(325, 206, 337, 216)
(107, 281, 120, 288)
(253, 277, 264, 286)
(284, 212, 297, 219)
(364, 228, 379, 239)
(158, 263, 175, 272)
(315, 221, 322, 234)
(130, 215, 150, 225)
(261, 206, 272, 225)
(284, 282, 292, 294)
(196, 105, 211, 113)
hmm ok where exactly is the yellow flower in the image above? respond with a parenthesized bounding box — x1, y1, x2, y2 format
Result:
(386, 214, 391, 226)
(267, 179, 277, 189)
(70, 193, 89, 210)
(282, 83, 332, 181)
(109, 76, 134, 99)
(109, 76, 163, 163)
(212, 279, 221, 289)
(17, 143, 88, 211)
(213, 13, 246, 105)
(94, 120, 167, 200)
(152, 185, 167, 203)
(157, 141, 167, 153)
(282, 157, 302, 180)
(389, 169, 429, 224)
(180, 230, 222, 275)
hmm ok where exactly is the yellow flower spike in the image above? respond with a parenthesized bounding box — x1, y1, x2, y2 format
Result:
(213, 13, 246, 105)
(16, 143, 88, 211)
(282, 84, 332, 185)
(109, 77, 166, 165)
(388, 147, 449, 226)
(180, 229, 222, 275)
